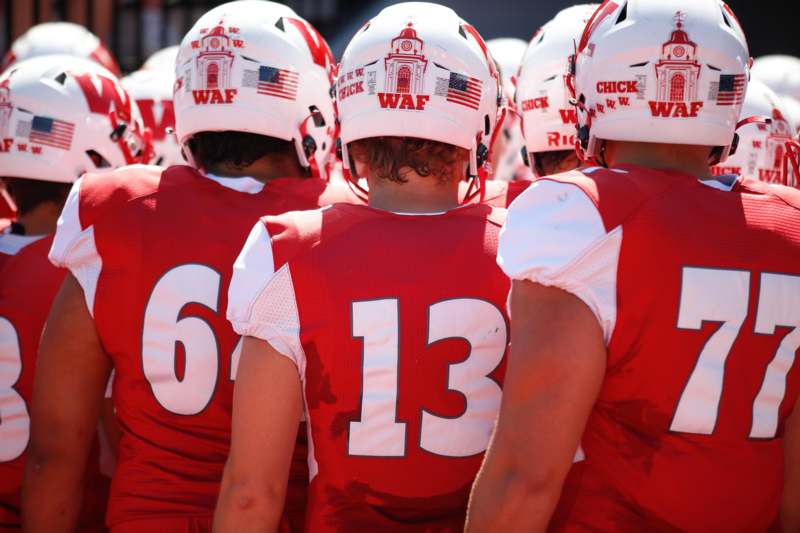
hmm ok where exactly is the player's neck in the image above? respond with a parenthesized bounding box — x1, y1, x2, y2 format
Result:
(206, 154, 306, 183)
(16, 202, 61, 236)
(366, 170, 461, 214)
(604, 141, 713, 179)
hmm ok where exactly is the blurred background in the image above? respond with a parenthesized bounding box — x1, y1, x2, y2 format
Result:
(2, 0, 799, 73)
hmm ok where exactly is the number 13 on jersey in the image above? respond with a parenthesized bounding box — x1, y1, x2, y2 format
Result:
(348, 298, 507, 458)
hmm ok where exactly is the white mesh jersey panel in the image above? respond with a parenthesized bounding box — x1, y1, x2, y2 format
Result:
(234, 263, 306, 373)
(499, 179, 621, 343)
(228, 222, 275, 327)
(48, 177, 103, 315)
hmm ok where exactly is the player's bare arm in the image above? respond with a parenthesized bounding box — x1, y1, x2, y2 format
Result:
(214, 336, 303, 533)
(22, 274, 112, 533)
(466, 280, 606, 532)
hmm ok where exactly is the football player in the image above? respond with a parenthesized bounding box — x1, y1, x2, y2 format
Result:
(216, 3, 510, 531)
(24, 2, 350, 532)
(0, 54, 149, 531)
(468, 0, 800, 531)
(1, 22, 120, 76)
(751, 55, 800, 137)
(122, 68, 183, 166)
(752, 54, 800, 102)
(515, 4, 597, 178)
(712, 79, 796, 186)
(486, 37, 531, 183)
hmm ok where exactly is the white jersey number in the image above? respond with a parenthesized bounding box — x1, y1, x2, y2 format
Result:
(0, 317, 29, 461)
(348, 298, 506, 457)
(671, 268, 800, 438)
(142, 264, 239, 415)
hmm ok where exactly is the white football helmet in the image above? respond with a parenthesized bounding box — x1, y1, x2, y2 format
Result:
(337, 1, 500, 186)
(713, 79, 795, 186)
(751, 55, 800, 102)
(0, 55, 150, 183)
(487, 37, 530, 181)
(142, 46, 179, 72)
(516, 4, 597, 167)
(487, 38, 527, 98)
(572, 0, 749, 164)
(122, 69, 183, 166)
(174, 0, 336, 179)
(780, 95, 800, 136)
(2, 22, 120, 76)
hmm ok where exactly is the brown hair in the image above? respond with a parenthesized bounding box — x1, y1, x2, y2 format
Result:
(349, 137, 468, 184)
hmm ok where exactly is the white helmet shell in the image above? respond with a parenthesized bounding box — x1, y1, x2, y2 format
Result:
(2, 22, 120, 76)
(751, 55, 800, 102)
(0, 55, 149, 183)
(122, 69, 183, 166)
(142, 46, 180, 72)
(173, 0, 336, 178)
(714, 79, 794, 185)
(516, 4, 597, 156)
(337, 2, 500, 176)
(574, 0, 749, 162)
(779, 95, 800, 136)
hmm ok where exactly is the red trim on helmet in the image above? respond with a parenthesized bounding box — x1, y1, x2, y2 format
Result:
(89, 44, 121, 77)
(577, 1, 619, 55)
(783, 139, 800, 188)
(285, 17, 335, 84)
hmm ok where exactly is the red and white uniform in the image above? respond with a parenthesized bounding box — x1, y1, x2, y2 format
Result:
(478, 179, 532, 208)
(0, 235, 109, 531)
(228, 203, 510, 531)
(49, 165, 356, 530)
(499, 165, 800, 531)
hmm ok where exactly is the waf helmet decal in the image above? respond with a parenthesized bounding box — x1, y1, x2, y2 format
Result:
(188, 22, 241, 104)
(649, 12, 704, 119)
(377, 22, 431, 110)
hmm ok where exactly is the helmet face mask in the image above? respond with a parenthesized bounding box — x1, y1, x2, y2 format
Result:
(173, 0, 336, 179)
(0, 55, 150, 184)
(573, 0, 750, 165)
(336, 1, 500, 196)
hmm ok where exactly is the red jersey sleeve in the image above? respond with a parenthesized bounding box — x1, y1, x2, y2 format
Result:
(49, 166, 162, 313)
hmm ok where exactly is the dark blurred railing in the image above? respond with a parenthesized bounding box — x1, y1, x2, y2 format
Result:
(2, 0, 351, 74)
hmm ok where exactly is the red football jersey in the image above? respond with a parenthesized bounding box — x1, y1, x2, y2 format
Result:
(228, 203, 510, 531)
(49, 165, 357, 528)
(499, 165, 800, 531)
(0, 236, 109, 531)
(469, 179, 532, 208)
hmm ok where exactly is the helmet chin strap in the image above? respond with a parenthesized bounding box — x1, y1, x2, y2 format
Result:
(339, 141, 369, 203)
